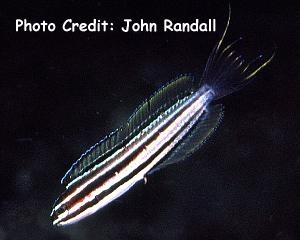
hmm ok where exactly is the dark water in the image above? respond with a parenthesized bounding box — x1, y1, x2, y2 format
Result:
(1, 1, 299, 239)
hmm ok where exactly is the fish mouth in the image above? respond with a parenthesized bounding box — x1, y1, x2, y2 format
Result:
(50, 199, 59, 225)
(50, 209, 57, 226)
(50, 210, 65, 226)
(50, 206, 61, 226)
(50, 200, 68, 226)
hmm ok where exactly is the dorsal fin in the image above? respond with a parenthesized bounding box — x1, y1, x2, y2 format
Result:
(61, 74, 196, 186)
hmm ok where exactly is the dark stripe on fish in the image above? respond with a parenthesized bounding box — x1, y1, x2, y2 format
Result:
(55, 94, 196, 215)
(59, 104, 205, 224)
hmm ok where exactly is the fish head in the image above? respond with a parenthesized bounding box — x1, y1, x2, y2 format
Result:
(50, 198, 69, 226)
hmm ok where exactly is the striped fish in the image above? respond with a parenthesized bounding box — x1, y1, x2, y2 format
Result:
(50, 9, 274, 226)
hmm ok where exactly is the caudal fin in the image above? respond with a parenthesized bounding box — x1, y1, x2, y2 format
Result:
(201, 5, 275, 100)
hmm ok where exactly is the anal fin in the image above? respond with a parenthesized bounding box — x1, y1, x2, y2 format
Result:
(148, 104, 224, 174)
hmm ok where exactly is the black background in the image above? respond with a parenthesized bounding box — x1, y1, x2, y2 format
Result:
(1, 0, 300, 239)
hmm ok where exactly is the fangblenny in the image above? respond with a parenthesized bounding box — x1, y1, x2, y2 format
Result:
(51, 7, 274, 226)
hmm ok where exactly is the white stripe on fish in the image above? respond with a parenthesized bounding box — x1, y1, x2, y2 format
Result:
(51, 6, 274, 226)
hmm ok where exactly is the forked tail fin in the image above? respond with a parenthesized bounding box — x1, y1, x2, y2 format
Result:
(201, 5, 275, 100)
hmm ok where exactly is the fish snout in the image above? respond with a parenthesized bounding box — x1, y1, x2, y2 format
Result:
(51, 202, 68, 226)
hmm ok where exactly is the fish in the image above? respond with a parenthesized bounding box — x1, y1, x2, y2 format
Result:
(50, 7, 274, 226)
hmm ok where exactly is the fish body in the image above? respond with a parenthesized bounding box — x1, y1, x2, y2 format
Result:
(51, 8, 274, 226)
(52, 87, 214, 226)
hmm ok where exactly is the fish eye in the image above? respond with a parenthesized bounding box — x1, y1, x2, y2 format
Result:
(56, 204, 67, 215)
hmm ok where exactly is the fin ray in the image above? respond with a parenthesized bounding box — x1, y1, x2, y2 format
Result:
(148, 104, 224, 174)
(201, 4, 274, 100)
(61, 74, 195, 186)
